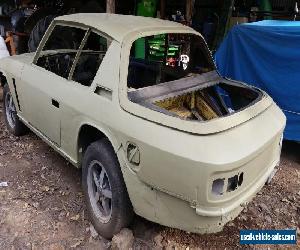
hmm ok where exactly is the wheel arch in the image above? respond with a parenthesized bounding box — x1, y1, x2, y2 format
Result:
(76, 123, 121, 167)
(0, 70, 8, 87)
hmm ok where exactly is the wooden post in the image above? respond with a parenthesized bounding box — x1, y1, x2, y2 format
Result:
(106, 0, 115, 13)
(186, 0, 195, 25)
(160, 0, 166, 19)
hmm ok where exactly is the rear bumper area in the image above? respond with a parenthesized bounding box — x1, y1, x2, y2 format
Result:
(157, 158, 278, 233)
(199, 132, 282, 217)
(196, 157, 279, 218)
(121, 155, 279, 234)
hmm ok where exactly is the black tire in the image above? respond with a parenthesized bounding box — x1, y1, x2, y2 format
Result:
(82, 139, 134, 239)
(28, 15, 55, 53)
(2, 84, 27, 136)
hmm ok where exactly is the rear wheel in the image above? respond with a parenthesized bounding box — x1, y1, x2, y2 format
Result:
(3, 84, 27, 136)
(82, 139, 134, 239)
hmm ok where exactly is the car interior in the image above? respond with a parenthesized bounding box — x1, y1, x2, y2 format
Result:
(36, 25, 109, 87)
(36, 52, 77, 79)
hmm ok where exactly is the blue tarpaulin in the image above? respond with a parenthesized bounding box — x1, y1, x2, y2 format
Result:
(215, 20, 300, 141)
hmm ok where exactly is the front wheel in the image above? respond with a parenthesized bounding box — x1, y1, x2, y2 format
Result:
(82, 139, 134, 239)
(3, 84, 27, 136)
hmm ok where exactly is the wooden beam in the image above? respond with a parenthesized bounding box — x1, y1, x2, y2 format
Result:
(160, 0, 166, 19)
(106, 0, 116, 13)
(186, 0, 195, 25)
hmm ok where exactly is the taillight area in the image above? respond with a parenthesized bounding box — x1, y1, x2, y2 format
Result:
(212, 172, 244, 196)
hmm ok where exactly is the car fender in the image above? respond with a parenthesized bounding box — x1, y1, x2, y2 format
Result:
(76, 120, 121, 158)
(0, 66, 20, 111)
(0, 68, 9, 87)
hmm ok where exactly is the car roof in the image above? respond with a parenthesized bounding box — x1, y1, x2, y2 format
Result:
(55, 13, 193, 42)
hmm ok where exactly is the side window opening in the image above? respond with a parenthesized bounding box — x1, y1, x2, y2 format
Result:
(36, 25, 86, 79)
(72, 31, 110, 87)
(36, 52, 77, 79)
(43, 25, 86, 51)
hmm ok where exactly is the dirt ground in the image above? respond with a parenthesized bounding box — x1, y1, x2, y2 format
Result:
(0, 98, 299, 249)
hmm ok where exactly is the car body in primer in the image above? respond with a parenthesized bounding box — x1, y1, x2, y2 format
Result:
(0, 14, 286, 234)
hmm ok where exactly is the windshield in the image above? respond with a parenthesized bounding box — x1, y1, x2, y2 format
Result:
(127, 33, 215, 89)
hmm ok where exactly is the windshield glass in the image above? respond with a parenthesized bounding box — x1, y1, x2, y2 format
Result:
(127, 33, 214, 89)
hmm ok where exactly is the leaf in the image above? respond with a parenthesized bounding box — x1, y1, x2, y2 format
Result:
(42, 186, 50, 192)
(70, 214, 80, 221)
(71, 237, 84, 248)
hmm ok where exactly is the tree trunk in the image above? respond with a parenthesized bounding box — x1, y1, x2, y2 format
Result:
(186, 0, 195, 25)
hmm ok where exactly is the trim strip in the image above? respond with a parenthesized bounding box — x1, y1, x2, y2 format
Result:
(12, 78, 21, 111)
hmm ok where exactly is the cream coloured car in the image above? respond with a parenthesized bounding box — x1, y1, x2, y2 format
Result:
(0, 14, 286, 238)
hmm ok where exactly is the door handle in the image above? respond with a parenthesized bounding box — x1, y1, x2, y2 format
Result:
(52, 99, 60, 108)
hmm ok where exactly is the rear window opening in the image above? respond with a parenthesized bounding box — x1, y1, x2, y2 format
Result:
(127, 33, 262, 121)
(127, 33, 214, 89)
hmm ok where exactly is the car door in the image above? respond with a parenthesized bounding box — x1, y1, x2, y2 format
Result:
(19, 23, 87, 146)
(57, 29, 113, 154)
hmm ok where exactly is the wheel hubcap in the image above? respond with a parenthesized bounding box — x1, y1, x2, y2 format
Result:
(5, 92, 16, 128)
(88, 160, 112, 223)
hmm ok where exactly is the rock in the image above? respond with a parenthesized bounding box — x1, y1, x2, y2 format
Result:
(165, 240, 178, 250)
(32, 202, 39, 208)
(70, 237, 84, 248)
(58, 211, 65, 221)
(111, 228, 134, 250)
(239, 215, 247, 221)
(226, 221, 235, 227)
(265, 215, 272, 224)
(42, 186, 50, 192)
(104, 240, 112, 249)
(70, 214, 80, 221)
(48, 243, 65, 250)
(89, 224, 99, 238)
(259, 203, 269, 212)
(153, 234, 164, 248)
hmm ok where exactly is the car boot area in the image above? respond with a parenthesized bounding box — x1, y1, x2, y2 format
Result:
(0, 99, 299, 249)
(130, 80, 261, 121)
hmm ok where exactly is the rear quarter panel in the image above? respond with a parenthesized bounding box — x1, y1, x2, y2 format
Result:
(115, 103, 285, 207)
